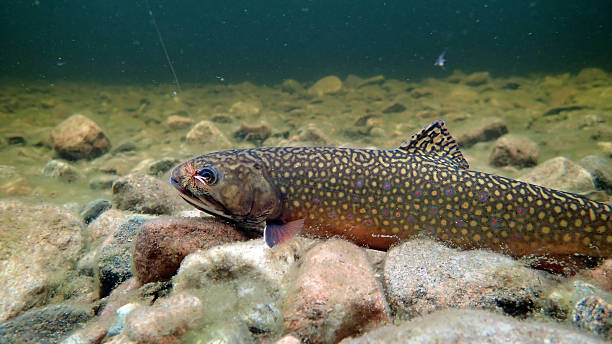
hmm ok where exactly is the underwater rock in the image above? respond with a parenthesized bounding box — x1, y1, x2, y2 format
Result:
(112, 173, 183, 215)
(281, 79, 305, 94)
(146, 157, 181, 177)
(356, 75, 385, 88)
(587, 259, 612, 292)
(308, 75, 343, 96)
(0, 303, 93, 344)
(79, 199, 112, 225)
(339, 309, 607, 344)
(464, 71, 491, 86)
(519, 157, 595, 194)
(123, 292, 204, 344)
(185, 120, 232, 149)
(384, 239, 551, 320)
(382, 102, 407, 114)
(132, 217, 249, 284)
(41, 159, 84, 183)
(283, 239, 390, 344)
(286, 124, 330, 146)
(575, 68, 608, 84)
(107, 303, 139, 336)
(0, 200, 83, 322)
(85, 209, 130, 248)
(457, 119, 508, 147)
(173, 239, 308, 337)
(233, 121, 272, 145)
(579, 155, 612, 193)
(95, 217, 150, 297)
(230, 101, 261, 116)
(275, 335, 301, 344)
(166, 115, 194, 130)
(88, 174, 117, 190)
(111, 140, 137, 154)
(489, 134, 539, 168)
(572, 295, 611, 341)
(51, 114, 111, 160)
(409, 88, 434, 98)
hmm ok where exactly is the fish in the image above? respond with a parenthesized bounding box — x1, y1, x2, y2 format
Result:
(434, 49, 447, 70)
(169, 120, 611, 261)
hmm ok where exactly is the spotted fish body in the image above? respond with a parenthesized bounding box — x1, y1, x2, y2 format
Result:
(170, 120, 611, 259)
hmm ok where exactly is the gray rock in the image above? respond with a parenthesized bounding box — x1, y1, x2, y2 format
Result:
(0, 200, 83, 322)
(457, 119, 508, 147)
(0, 303, 93, 344)
(79, 199, 112, 224)
(95, 217, 149, 297)
(519, 157, 595, 193)
(146, 157, 181, 176)
(107, 303, 139, 336)
(340, 309, 607, 344)
(41, 159, 84, 183)
(579, 155, 612, 193)
(111, 173, 182, 215)
(88, 174, 117, 190)
(572, 295, 611, 340)
(111, 140, 137, 153)
(384, 239, 552, 320)
(489, 134, 539, 168)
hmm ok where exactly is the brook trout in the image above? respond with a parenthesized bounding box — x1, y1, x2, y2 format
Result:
(170, 120, 611, 259)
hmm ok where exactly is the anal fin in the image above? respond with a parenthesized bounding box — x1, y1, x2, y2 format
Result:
(263, 219, 305, 248)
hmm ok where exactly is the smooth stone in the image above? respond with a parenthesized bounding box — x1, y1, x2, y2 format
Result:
(146, 157, 181, 177)
(166, 115, 194, 129)
(284, 239, 390, 344)
(79, 199, 112, 224)
(384, 239, 552, 320)
(464, 71, 491, 86)
(51, 114, 111, 160)
(233, 122, 271, 145)
(489, 134, 539, 168)
(457, 118, 508, 147)
(519, 157, 595, 193)
(579, 155, 612, 193)
(308, 75, 343, 96)
(339, 309, 607, 344)
(185, 120, 232, 148)
(229, 101, 261, 116)
(41, 159, 84, 183)
(132, 217, 249, 283)
(111, 173, 183, 215)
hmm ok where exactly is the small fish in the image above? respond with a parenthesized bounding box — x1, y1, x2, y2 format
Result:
(170, 120, 611, 265)
(434, 49, 447, 69)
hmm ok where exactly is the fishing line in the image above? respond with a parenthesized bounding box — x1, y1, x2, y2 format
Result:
(144, 0, 182, 93)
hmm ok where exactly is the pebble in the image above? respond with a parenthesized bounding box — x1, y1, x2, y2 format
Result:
(95, 217, 150, 297)
(146, 157, 181, 176)
(457, 118, 508, 147)
(381, 102, 407, 113)
(111, 173, 184, 215)
(340, 308, 607, 344)
(132, 217, 249, 283)
(0, 303, 93, 344)
(384, 239, 552, 319)
(88, 174, 117, 190)
(281, 79, 305, 94)
(579, 155, 612, 193)
(51, 114, 111, 160)
(185, 120, 232, 148)
(111, 140, 137, 153)
(519, 157, 595, 193)
(233, 121, 272, 145)
(572, 295, 612, 340)
(489, 134, 539, 168)
(308, 75, 343, 96)
(0, 200, 83, 322)
(229, 100, 261, 117)
(464, 71, 491, 86)
(284, 239, 390, 344)
(166, 115, 194, 129)
(41, 159, 84, 183)
(79, 199, 112, 224)
(84, 209, 130, 247)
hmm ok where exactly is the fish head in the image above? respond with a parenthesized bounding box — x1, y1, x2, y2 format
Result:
(169, 150, 282, 228)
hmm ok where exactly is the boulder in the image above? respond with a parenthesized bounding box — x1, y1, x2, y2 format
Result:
(51, 114, 111, 160)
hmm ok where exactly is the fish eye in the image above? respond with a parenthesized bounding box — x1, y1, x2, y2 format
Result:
(196, 166, 218, 185)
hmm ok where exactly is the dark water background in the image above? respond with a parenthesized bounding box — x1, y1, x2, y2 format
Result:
(1, 0, 611, 85)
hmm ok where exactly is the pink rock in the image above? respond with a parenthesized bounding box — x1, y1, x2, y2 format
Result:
(283, 239, 390, 344)
(51, 114, 111, 160)
(587, 259, 612, 292)
(132, 217, 249, 283)
(275, 334, 301, 344)
(166, 115, 194, 130)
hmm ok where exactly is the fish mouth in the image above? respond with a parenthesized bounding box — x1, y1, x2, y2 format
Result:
(169, 174, 232, 219)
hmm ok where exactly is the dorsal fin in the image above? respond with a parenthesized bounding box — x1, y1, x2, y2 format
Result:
(397, 119, 469, 169)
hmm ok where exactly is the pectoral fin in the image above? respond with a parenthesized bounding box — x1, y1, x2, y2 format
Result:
(263, 219, 305, 248)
